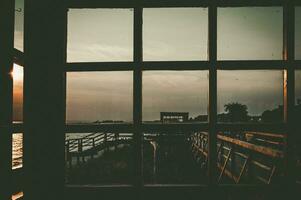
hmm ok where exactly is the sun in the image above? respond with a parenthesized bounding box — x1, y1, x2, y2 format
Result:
(12, 64, 24, 82)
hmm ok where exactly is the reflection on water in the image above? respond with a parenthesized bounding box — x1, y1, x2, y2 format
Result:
(12, 133, 23, 169)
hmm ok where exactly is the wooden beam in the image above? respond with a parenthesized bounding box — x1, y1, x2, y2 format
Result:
(0, 0, 14, 198)
(24, 1, 66, 199)
(217, 135, 284, 158)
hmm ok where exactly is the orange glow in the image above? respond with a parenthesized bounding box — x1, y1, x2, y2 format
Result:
(12, 64, 23, 82)
(11, 191, 23, 200)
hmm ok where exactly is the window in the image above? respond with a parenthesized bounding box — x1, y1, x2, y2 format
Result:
(5, 1, 298, 199)
(66, 71, 133, 123)
(12, 64, 23, 170)
(217, 7, 283, 60)
(65, 132, 134, 185)
(67, 9, 133, 62)
(64, 3, 295, 189)
(14, 0, 24, 52)
(143, 8, 208, 61)
(142, 71, 209, 123)
(12, 64, 23, 123)
(217, 70, 283, 123)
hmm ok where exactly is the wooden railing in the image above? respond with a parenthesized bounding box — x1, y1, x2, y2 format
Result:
(191, 131, 286, 184)
(65, 132, 132, 167)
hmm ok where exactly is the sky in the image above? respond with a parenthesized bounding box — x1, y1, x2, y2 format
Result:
(14, 0, 24, 51)
(12, 5, 301, 122)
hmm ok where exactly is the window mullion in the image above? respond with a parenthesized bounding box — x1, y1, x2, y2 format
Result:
(208, 2, 218, 188)
(283, 1, 296, 186)
(133, 6, 143, 190)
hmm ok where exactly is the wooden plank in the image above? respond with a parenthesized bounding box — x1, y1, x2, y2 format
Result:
(237, 156, 250, 184)
(245, 131, 286, 139)
(251, 160, 272, 171)
(218, 147, 232, 182)
(217, 163, 239, 183)
(217, 135, 284, 158)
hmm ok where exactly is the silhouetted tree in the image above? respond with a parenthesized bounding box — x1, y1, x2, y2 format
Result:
(224, 102, 249, 122)
(261, 105, 283, 123)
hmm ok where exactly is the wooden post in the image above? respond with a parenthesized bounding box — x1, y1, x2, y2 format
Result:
(230, 144, 236, 181)
(78, 139, 82, 153)
(114, 133, 118, 150)
(0, 0, 14, 199)
(104, 132, 108, 152)
(66, 140, 70, 165)
(23, 1, 66, 199)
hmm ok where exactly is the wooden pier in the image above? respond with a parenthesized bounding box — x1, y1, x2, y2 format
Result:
(65, 131, 287, 185)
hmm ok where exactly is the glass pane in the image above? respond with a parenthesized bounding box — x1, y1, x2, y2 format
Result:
(143, 8, 208, 61)
(217, 7, 283, 60)
(12, 133, 23, 169)
(14, 0, 24, 51)
(66, 72, 133, 123)
(217, 129, 286, 185)
(67, 9, 133, 62)
(296, 7, 301, 60)
(142, 71, 209, 123)
(13, 64, 23, 123)
(143, 131, 207, 184)
(217, 70, 283, 123)
(65, 132, 133, 184)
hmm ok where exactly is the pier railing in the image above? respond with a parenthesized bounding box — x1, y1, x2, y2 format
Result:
(191, 131, 286, 184)
(65, 132, 133, 166)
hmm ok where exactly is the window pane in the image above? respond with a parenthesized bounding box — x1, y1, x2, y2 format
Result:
(143, 131, 207, 184)
(13, 64, 23, 123)
(12, 133, 23, 198)
(65, 132, 133, 185)
(216, 129, 286, 185)
(217, 70, 283, 123)
(142, 71, 209, 123)
(12, 133, 23, 169)
(67, 9, 133, 62)
(296, 7, 301, 60)
(66, 72, 133, 123)
(143, 8, 208, 61)
(14, 0, 24, 51)
(218, 7, 283, 60)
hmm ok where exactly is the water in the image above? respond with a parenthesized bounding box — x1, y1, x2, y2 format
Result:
(12, 133, 23, 169)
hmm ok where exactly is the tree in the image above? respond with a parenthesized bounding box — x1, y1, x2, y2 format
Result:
(224, 102, 249, 122)
(261, 105, 283, 123)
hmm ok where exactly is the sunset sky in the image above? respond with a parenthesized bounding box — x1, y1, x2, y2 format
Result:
(13, 4, 301, 122)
